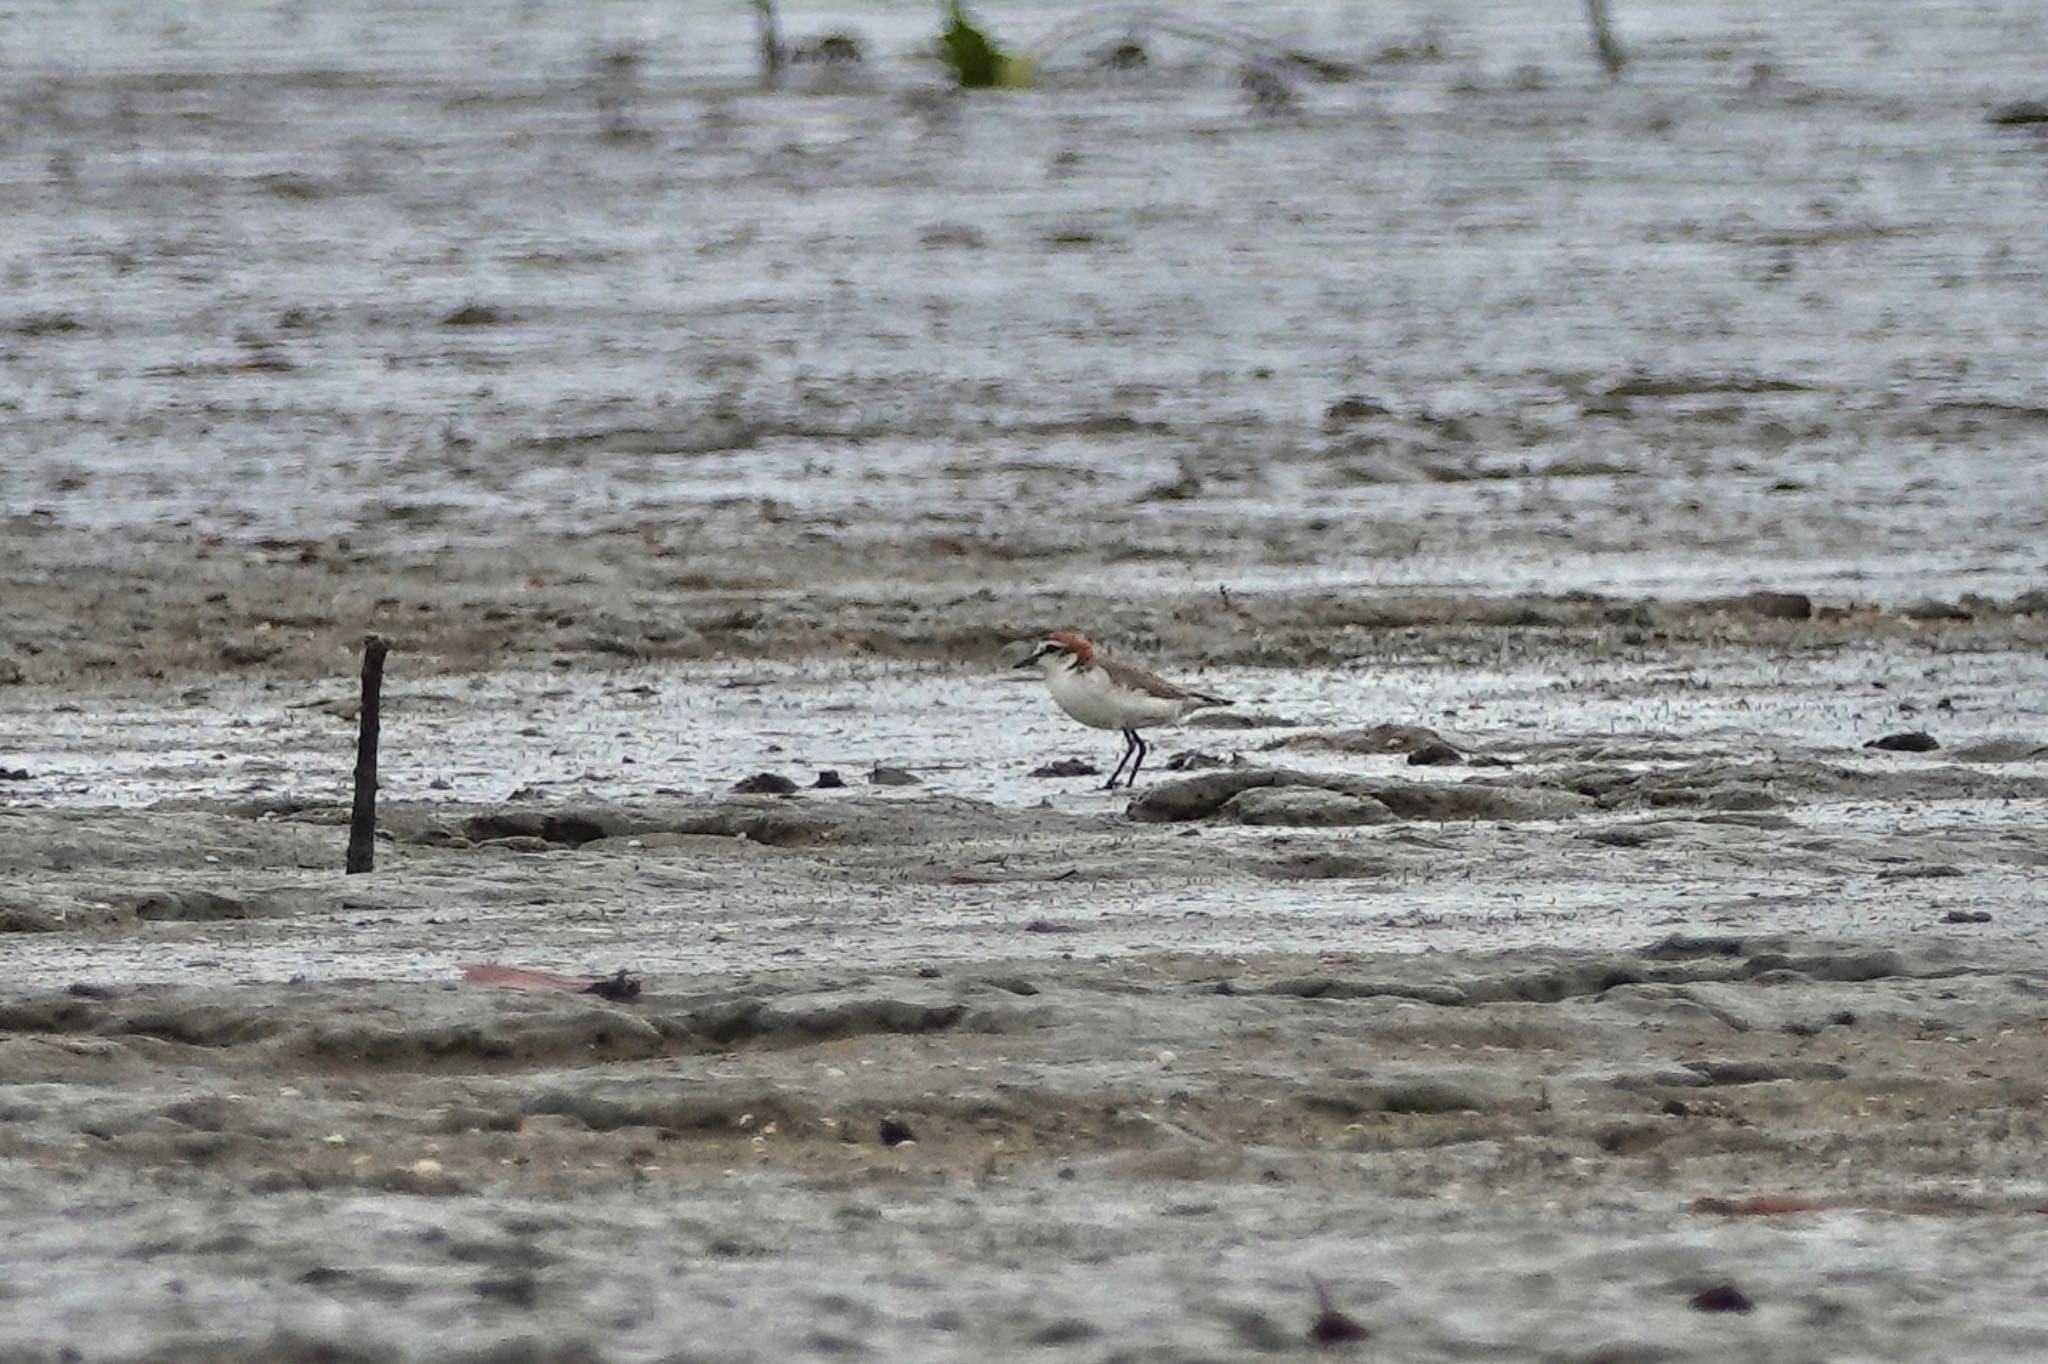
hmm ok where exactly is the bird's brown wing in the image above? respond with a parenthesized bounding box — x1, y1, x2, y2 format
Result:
(1097, 657, 1233, 706)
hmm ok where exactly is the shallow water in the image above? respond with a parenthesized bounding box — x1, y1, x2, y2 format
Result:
(4, 0, 2046, 605)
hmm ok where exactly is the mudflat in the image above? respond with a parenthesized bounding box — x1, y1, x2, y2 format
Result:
(5, 0, 2048, 1359)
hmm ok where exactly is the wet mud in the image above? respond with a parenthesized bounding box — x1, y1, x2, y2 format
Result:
(6, 0, 2048, 1359)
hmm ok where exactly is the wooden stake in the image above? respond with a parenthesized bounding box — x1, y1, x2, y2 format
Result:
(345, 634, 390, 875)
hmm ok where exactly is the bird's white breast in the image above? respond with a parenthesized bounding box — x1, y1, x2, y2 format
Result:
(1045, 661, 1189, 730)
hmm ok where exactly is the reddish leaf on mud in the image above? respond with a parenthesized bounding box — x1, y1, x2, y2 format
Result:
(461, 963, 633, 996)
(1690, 1194, 1826, 1216)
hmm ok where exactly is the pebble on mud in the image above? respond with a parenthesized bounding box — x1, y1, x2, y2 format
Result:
(581, 969, 642, 1001)
(878, 1115, 916, 1146)
(441, 301, 510, 326)
(1944, 909, 1993, 924)
(1689, 1283, 1756, 1314)
(1866, 731, 1939, 752)
(812, 769, 846, 788)
(868, 766, 921, 786)
(1406, 740, 1463, 766)
(731, 773, 799, 794)
(1030, 758, 1100, 778)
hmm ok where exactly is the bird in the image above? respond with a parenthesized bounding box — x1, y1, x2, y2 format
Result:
(1014, 630, 1233, 789)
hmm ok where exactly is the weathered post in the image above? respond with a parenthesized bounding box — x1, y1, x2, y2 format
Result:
(345, 634, 390, 874)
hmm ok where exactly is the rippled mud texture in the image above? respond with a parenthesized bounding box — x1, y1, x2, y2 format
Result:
(7, 736, 2048, 1360)
(9, 828, 2048, 1362)
(7, 0, 2048, 1360)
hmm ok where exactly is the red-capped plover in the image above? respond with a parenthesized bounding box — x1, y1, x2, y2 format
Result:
(1015, 630, 1234, 789)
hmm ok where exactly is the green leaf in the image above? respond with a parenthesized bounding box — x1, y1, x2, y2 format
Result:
(939, 0, 1033, 88)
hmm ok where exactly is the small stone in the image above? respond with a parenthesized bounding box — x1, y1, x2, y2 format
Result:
(582, 970, 640, 1001)
(869, 766, 921, 786)
(878, 1116, 916, 1147)
(1406, 740, 1463, 766)
(1866, 731, 1939, 752)
(1029, 1320, 1099, 1346)
(441, 301, 508, 326)
(812, 769, 846, 788)
(732, 772, 798, 794)
(1689, 1283, 1755, 1314)
(1943, 909, 1993, 924)
(1325, 395, 1393, 424)
(1029, 758, 1099, 778)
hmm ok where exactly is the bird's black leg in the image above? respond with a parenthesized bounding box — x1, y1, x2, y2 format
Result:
(1126, 731, 1148, 787)
(1104, 730, 1138, 790)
